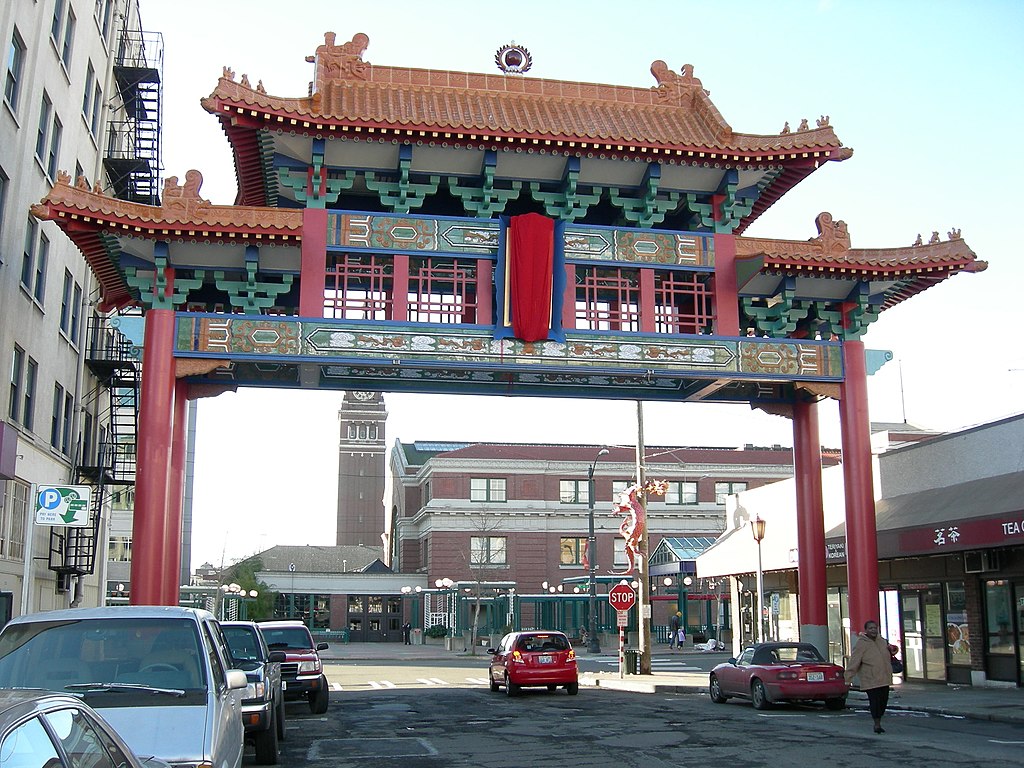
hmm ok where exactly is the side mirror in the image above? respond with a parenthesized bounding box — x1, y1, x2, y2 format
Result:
(268, 651, 286, 663)
(316, 642, 329, 651)
(486, 648, 497, 655)
(226, 669, 248, 690)
(728, 657, 737, 665)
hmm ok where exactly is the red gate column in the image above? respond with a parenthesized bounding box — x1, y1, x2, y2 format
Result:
(839, 340, 879, 632)
(712, 233, 740, 336)
(298, 207, 328, 317)
(793, 399, 827, 655)
(162, 379, 189, 606)
(130, 308, 176, 605)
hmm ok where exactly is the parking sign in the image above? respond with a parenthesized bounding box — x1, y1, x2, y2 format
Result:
(35, 485, 91, 526)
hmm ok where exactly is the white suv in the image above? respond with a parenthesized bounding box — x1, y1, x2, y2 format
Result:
(0, 606, 248, 768)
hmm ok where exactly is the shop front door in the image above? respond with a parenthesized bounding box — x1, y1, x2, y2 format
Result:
(901, 585, 946, 682)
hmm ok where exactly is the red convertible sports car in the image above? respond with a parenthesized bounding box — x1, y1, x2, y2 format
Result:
(709, 642, 848, 710)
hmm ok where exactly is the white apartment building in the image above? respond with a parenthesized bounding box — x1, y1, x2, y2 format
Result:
(0, 0, 158, 618)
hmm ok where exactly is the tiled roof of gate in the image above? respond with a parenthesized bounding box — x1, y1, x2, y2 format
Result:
(735, 212, 986, 309)
(202, 33, 851, 215)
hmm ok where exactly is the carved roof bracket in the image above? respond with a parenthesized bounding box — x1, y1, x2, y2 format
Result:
(447, 150, 522, 217)
(609, 162, 682, 227)
(213, 258, 295, 313)
(364, 146, 440, 214)
(125, 251, 206, 311)
(530, 157, 602, 222)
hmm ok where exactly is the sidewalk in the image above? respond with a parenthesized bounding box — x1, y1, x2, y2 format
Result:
(320, 642, 1024, 726)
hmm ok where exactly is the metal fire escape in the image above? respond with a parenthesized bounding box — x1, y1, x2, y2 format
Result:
(103, 26, 163, 205)
(48, 20, 163, 588)
(53, 319, 141, 585)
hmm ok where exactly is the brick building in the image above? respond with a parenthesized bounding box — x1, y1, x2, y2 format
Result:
(389, 440, 840, 638)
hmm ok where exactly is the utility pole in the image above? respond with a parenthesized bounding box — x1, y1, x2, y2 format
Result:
(636, 401, 652, 675)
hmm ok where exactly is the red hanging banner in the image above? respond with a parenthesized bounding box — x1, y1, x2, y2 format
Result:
(508, 213, 555, 342)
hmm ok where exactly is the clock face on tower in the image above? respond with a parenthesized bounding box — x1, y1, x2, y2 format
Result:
(352, 391, 375, 401)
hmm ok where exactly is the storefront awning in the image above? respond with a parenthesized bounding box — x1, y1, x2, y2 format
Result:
(824, 470, 1024, 559)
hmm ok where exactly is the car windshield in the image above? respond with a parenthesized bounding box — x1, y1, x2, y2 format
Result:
(517, 635, 569, 653)
(753, 645, 826, 664)
(260, 627, 313, 651)
(223, 627, 261, 663)
(0, 618, 207, 693)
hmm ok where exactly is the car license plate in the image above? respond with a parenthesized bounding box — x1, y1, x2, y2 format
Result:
(537, 655, 552, 664)
(807, 672, 824, 682)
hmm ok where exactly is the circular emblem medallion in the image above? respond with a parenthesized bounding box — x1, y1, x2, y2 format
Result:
(495, 43, 533, 75)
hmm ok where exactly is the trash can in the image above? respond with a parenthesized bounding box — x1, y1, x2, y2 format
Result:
(411, 628, 423, 645)
(623, 649, 641, 675)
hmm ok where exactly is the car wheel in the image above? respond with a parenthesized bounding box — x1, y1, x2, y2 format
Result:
(566, 682, 579, 695)
(309, 677, 330, 714)
(751, 679, 771, 710)
(825, 697, 846, 711)
(275, 695, 286, 741)
(254, 711, 279, 765)
(504, 673, 519, 697)
(709, 674, 728, 704)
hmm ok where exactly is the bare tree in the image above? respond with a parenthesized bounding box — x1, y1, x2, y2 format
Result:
(460, 513, 507, 656)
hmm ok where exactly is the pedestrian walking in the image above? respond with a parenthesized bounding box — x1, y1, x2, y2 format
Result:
(669, 612, 682, 649)
(844, 620, 894, 733)
(402, 622, 412, 645)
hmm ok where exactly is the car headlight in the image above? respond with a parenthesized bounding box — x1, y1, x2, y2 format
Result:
(244, 681, 265, 699)
(297, 660, 321, 674)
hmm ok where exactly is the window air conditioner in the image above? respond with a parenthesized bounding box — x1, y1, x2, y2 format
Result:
(963, 550, 999, 573)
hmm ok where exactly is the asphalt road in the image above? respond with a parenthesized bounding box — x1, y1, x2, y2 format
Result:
(256, 657, 1024, 768)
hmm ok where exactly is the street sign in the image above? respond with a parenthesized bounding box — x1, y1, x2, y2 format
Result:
(616, 610, 629, 627)
(34, 485, 91, 527)
(608, 584, 636, 611)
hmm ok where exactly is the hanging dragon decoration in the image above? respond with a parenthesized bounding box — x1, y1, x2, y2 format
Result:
(610, 479, 668, 575)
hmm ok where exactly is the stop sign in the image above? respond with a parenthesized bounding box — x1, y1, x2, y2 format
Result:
(608, 584, 636, 611)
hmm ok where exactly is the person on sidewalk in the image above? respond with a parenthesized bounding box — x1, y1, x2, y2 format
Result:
(669, 612, 682, 649)
(845, 620, 894, 733)
(402, 622, 412, 645)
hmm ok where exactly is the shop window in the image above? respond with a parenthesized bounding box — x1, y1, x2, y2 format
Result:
(945, 581, 970, 662)
(984, 579, 1014, 654)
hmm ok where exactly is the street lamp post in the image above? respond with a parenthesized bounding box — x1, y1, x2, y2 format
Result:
(681, 575, 692, 636)
(751, 515, 766, 643)
(587, 447, 610, 654)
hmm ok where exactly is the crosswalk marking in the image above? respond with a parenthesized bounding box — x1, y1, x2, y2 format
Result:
(466, 677, 489, 685)
(369, 680, 397, 689)
(416, 678, 449, 685)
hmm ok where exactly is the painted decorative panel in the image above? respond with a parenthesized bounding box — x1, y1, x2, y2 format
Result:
(176, 315, 841, 381)
(565, 226, 713, 266)
(327, 213, 501, 256)
(323, 212, 713, 267)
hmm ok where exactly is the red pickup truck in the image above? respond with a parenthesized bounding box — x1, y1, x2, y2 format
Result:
(257, 621, 330, 714)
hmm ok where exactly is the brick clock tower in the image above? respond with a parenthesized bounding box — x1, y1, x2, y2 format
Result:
(336, 391, 388, 547)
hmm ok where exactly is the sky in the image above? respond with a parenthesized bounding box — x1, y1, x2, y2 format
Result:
(136, 1, 1024, 568)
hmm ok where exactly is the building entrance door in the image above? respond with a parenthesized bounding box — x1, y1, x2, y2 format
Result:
(901, 585, 946, 682)
(347, 595, 403, 642)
